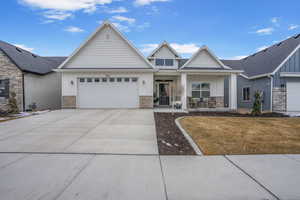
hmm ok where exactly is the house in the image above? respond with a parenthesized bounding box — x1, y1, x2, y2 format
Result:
(222, 34, 300, 112)
(0, 41, 66, 112)
(56, 21, 242, 110)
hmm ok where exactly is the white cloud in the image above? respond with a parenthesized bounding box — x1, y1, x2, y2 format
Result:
(255, 27, 274, 35)
(20, 0, 113, 21)
(112, 23, 130, 32)
(134, 0, 171, 6)
(256, 45, 269, 52)
(43, 10, 73, 20)
(14, 44, 35, 52)
(106, 6, 128, 13)
(170, 43, 199, 54)
(271, 17, 280, 26)
(64, 26, 84, 33)
(137, 22, 150, 31)
(288, 24, 299, 30)
(111, 15, 136, 24)
(231, 55, 247, 60)
(140, 43, 159, 53)
(140, 43, 200, 55)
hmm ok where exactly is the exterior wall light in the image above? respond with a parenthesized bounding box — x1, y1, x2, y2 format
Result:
(70, 80, 74, 85)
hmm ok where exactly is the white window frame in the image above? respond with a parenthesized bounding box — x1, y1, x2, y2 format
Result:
(242, 86, 251, 102)
(191, 82, 211, 99)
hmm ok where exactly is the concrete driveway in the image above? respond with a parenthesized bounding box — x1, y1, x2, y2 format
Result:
(0, 109, 158, 154)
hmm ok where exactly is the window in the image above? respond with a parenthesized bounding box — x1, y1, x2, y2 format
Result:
(191, 83, 210, 99)
(124, 78, 130, 82)
(87, 78, 93, 83)
(0, 79, 9, 98)
(155, 59, 164, 66)
(132, 78, 138, 82)
(79, 78, 85, 83)
(242, 87, 250, 101)
(109, 78, 115, 82)
(102, 78, 107, 82)
(165, 59, 174, 66)
(94, 78, 100, 83)
(117, 78, 122, 82)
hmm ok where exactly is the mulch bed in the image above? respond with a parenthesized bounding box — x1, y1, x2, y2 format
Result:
(154, 112, 286, 155)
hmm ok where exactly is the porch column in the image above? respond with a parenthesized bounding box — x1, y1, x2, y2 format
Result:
(181, 73, 187, 110)
(229, 73, 237, 110)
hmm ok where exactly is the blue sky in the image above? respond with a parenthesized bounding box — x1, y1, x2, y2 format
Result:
(1, 0, 300, 59)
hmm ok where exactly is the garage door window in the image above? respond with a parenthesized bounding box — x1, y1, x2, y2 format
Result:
(79, 78, 85, 83)
(124, 78, 130, 82)
(87, 78, 93, 83)
(102, 78, 107, 82)
(117, 78, 122, 82)
(132, 78, 138, 82)
(95, 78, 100, 83)
(109, 78, 115, 82)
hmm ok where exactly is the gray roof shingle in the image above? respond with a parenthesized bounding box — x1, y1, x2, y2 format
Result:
(222, 34, 300, 78)
(0, 40, 66, 75)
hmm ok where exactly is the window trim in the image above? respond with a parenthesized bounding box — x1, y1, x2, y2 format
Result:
(242, 86, 251, 102)
(191, 82, 211, 99)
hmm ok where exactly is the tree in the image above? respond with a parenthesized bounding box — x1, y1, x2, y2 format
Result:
(8, 92, 19, 114)
(251, 91, 262, 116)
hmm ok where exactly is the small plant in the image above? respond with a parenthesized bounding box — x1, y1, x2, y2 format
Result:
(251, 91, 262, 116)
(8, 92, 19, 114)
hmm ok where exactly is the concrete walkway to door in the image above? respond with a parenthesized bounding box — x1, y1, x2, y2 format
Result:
(0, 109, 158, 154)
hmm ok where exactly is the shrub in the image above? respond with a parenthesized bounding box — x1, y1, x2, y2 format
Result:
(8, 92, 19, 114)
(251, 91, 262, 116)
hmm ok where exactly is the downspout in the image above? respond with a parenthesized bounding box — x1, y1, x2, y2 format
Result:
(22, 73, 25, 111)
(269, 75, 273, 112)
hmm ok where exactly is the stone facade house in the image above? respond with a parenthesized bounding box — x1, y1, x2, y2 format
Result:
(0, 41, 66, 112)
(222, 34, 300, 112)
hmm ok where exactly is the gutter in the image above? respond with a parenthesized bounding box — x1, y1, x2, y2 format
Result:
(53, 68, 155, 73)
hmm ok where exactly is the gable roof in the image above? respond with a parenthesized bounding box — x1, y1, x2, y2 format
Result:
(148, 41, 181, 58)
(180, 45, 231, 70)
(222, 33, 300, 78)
(0, 40, 64, 75)
(59, 21, 153, 69)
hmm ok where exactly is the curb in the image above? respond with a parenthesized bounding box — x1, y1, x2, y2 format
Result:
(175, 117, 203, 155)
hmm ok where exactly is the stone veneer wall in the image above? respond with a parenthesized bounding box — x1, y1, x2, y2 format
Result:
(62, 96, 76, 109)
(272, 87, 286, 112)
(0, 50, 23, 111)
(215, 96, 224, 108)
(139, 96, 153, 108)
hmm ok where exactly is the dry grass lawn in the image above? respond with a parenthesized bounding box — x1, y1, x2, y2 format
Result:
(179, 116, 300, 155)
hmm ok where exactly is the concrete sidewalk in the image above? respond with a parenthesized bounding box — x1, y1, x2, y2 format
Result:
(0, 153, 299, 200)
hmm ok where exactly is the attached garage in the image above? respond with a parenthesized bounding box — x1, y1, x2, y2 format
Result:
(287, 81, 300, 111)
(77, 77, 139, 108)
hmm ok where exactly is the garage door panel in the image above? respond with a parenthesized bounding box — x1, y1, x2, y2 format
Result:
(78, 78, 139, 108)
(287, 81, 300, 112)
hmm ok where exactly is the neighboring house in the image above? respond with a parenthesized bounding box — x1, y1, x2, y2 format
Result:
(223, 34, 300, 112)
(56, 21, 241, 110)
(0, 41, 66, 112)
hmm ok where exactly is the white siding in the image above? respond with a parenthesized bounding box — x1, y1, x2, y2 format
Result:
(62, 72, 153, 99)
(186, 50, 222, 68)
(150, 46, 179, 69)
(64, 26, 150, 69)
(187, 75, 225, 97)
(24, 72, 61, 110)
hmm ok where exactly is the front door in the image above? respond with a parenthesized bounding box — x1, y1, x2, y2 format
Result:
(159, 83, 170, 106)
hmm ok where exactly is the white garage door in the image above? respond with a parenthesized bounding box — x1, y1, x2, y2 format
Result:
(287, 81, 300, 111)
(78, 77, 139, 108)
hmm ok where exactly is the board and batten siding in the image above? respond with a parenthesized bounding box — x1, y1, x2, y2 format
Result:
(273, 47, 300, 87)
(24, 72, 61, 110)
(64, 25, 150, 69)
(186, 50, 222, 68)
(235, 75, 272, 111)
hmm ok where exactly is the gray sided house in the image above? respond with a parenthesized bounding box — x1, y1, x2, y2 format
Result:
(222, 34, 300, 112)
(0, 41, 66, 112)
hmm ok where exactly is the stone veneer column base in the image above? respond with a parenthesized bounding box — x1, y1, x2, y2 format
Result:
(139, 96, 153, 108)
(272, 88, 287, 112)
(215, 96, 224, 108)
(62, 96, 76, 109)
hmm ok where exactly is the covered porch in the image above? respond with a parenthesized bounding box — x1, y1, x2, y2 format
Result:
(153, 71, 238, 111)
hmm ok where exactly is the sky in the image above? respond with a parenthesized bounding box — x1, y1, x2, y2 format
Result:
(1, 0, 300, 59)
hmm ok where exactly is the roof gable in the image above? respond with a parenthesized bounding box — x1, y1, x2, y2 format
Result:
(148, 42, 181, 58)
(181, 46, 230, 69)
(60, 21, 153, 69)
